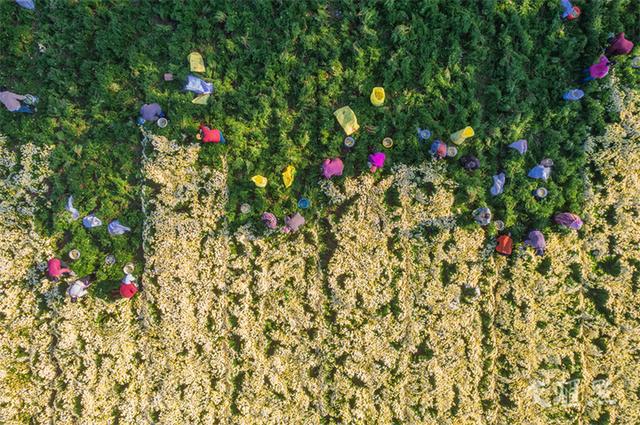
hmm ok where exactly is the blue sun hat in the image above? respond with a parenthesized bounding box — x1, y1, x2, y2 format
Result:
(298, 198, 311, 209)
(417, 128, 432, 142)
(563, 89, 584, 101)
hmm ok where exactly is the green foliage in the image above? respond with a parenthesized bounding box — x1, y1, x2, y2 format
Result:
(0, 1, 638, 265)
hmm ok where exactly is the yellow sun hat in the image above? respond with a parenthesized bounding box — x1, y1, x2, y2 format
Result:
(370, 87, 385, 106)
(251, 175, 268, 188)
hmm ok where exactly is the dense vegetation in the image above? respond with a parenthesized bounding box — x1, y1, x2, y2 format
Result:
(1, 1, 638, 278)
(1, 1, 640, 423)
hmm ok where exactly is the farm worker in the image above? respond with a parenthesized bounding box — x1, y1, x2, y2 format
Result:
(0, 90, 34, 113)
(184, 75, 213, 94)
(188, 52, 206, 73)
(47, 258, 72, 282)
(198, 124, 225, 143)
(554, 212, 583, 230)
(66, 195, 79, 220)
(472, 207, 492, 226)
(490, 173, 506, 196)
(139, 103, 164, 122)
(508, 139, 528, 154)
(15, 0, 35, 9)
(368, 152, 386, 173)
(495, 235, 513, 255)
(261, 212, 278, 229)
(321, 158, 344, 179)
(528, 164, 551, 180)
(334, 106, 359, 135)
(282, 213, 305, 233)
(119, 274, 139, 299)
(583, 56, 611, 82)
(606, 33, 634, 57)
(450, 126, 474, 145)
(560, 0, 580, 20)
(108, 220, 131, 235)
(67, 277, 91, 302)
(282, 165, 296, 188)
(460, 155, 480, 171)
(525, 230, 546, 256)
(430, 140, 447, 159)
(82, 214, 102, 228)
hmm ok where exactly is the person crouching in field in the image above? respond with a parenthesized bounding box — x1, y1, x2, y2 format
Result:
(582, 56, 612, 82)
(119, 274, 139, 299)
(67, 277, 91, 303)
(47, 258, 73, 282)
(368, 152, 386, 173)
(0, 88, 37, 113)
(525, 230, 546, 256)
(282, 213, 305, 234)
(198, 123, 225, 143)
(139, 103, 164, 123)
(606, 33, 634, 57)
(560, 0, 580, 21)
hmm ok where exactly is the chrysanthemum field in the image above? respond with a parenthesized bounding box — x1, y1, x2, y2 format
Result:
(1, 1, 639, 424)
